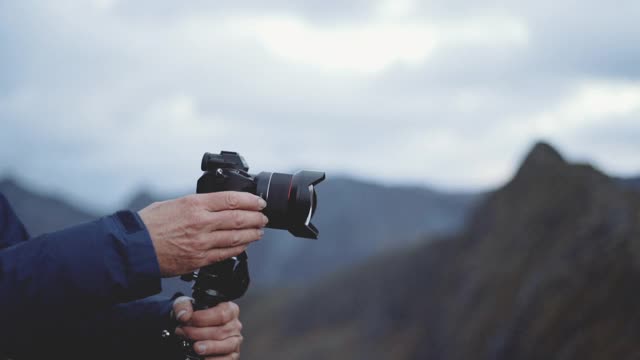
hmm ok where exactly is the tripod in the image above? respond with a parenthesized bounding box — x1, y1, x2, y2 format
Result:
(165, 252, 250, 360)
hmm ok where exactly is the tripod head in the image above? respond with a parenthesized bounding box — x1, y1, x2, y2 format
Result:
(183, 252, 249, 310)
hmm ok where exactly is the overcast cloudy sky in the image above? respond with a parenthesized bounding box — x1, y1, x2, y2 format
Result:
(1, 0, 639, 211)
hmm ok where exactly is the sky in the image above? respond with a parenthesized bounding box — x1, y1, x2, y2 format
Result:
(1, 0, 639, 211)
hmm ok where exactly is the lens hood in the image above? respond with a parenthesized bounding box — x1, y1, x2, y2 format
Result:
(255, 170, 325, 239)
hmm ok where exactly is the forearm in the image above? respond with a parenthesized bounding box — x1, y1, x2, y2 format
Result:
(0, 211, 162, 353)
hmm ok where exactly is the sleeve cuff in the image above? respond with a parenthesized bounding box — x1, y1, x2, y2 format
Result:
(105, 210, 162, 301)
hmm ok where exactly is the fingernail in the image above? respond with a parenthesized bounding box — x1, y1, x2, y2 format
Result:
(176, 310, 188, 322)
(196, 344, 207, 354)
(262, 215, 269, 225)
(258, 198, 267, 209)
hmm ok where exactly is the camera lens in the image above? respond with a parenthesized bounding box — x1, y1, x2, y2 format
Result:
(255, 170, 325, 239)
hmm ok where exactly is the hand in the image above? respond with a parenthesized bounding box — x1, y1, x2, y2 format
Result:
(173, 297, 243, 359)
(138, 191, 268, 277)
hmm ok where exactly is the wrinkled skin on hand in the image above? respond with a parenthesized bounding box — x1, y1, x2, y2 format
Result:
(139, 191, 268, 277)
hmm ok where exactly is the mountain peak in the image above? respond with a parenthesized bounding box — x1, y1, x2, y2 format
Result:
(524, 141, 565, 167)
(515, 141, 567, 177)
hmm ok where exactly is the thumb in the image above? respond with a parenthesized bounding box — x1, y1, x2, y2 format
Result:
(172, 296, 195, 324)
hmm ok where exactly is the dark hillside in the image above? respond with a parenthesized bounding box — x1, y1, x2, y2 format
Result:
(241, 142, 640, 360)
(619, 176, 640, 192)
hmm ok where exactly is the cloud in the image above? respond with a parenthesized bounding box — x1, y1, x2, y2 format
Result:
(0, 0, 639, 209)
(242, 13, 527, 73)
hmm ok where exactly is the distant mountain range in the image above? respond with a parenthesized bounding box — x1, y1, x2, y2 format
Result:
(245, 177, 481, 287)
(120, 176, 484, 292)
(239, 142, 640, 360)
(0, 173, 482, 294)
(618, 176, 640, 191)
(0, 178, 97, 236)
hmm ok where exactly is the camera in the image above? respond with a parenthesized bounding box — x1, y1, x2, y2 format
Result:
(168, 151, 325, 359)
(197, 151, 326, 239)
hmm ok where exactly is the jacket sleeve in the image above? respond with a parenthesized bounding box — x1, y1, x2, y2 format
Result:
(6, 295, 182, 360)
(0, 209, 163, 355)
(0, 194, 30, 248)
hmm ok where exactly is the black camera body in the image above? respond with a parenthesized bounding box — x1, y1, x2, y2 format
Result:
(170, 151, 325, 360)
(198, 151, 326, 239)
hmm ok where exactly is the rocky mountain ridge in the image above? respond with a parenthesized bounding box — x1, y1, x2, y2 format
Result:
(240, 142, 640, 360)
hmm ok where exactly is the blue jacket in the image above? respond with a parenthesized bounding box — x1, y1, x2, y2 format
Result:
(0, 193, 177, 359)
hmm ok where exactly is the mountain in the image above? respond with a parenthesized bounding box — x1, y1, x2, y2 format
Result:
(240, 142, 640, 360)
(618, 176, 640, 191)
(247, 176, 480, 287)
(0, 178, 97, 236)
(125, 176, 481, 289)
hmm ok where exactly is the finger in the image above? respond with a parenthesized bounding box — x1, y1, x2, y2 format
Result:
(204, 244, 248, 264)
(205, 352, 240, 360)
(189, 302, 240, 327)
(194, 336, 243, 357)
(180, 319, 242, 341)
(205, 210, 268, 231)
(199, 192, 267, 212)
(203, 228, 263, 249)
(172, 296, 195, 324)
